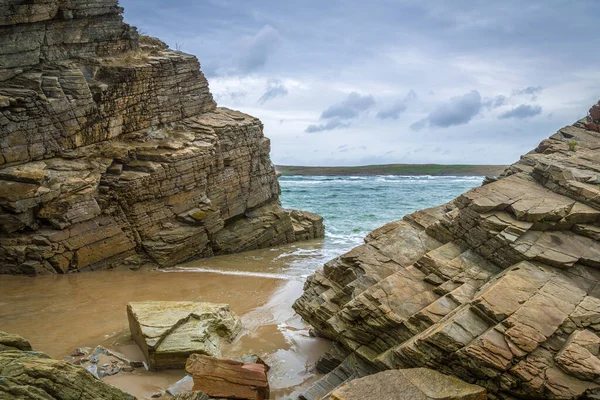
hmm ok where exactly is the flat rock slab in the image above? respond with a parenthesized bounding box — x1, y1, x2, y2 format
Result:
(185, 354, 269, 400)
(127, 301, 242, 370)
(330, 368, 486, 400)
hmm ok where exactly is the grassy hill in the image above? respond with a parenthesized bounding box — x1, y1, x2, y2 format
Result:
(275, 164, 507, 176)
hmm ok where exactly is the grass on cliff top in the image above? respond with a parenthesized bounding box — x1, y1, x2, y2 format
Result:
(275, 164, 507, 176)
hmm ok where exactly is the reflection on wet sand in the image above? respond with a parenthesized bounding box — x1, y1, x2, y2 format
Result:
(0, 241, 331, 399)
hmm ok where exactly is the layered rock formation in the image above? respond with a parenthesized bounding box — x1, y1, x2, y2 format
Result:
(330, 368, 486, 400)
(0, 0, 323, 275)
(294, 106, 600, 399)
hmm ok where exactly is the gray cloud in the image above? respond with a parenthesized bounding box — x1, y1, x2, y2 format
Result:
(513, 86, 543, 98)
(257, 79, 288, 104)
(238, 25, 281, 73)
(320, 92, 375, 120)
(377, 90, 417, 120)
(411, 90, 482, 130)
(377, 102, 408, 120)
(306, 92, 375, 132)
(482, 95, 507, 110)
(498, 104, 542, 119)
(305, 119, 350, 133)
(410, 119, 428, 131)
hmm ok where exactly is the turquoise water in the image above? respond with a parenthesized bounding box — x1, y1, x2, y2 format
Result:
(277, 175, 484, 276)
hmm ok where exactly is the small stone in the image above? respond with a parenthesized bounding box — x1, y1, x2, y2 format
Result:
(85, 364, 100, 379)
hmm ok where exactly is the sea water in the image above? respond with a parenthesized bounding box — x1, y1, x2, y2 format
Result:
(275, 175, 484, 278)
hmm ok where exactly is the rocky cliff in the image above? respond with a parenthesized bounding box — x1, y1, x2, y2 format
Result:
(0, 0, 323, 275)
(294, 103, 600, 399)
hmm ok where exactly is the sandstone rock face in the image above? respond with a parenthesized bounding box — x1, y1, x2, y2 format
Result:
(0, 1, 323, 275)
(330, 368, 486, 400)
(0, 332, 134, 400)
(294, 107, 600, 399)
(185, 354, 270, 400)
(127, 301, 242, 370)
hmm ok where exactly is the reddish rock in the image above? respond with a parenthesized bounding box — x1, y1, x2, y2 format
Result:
(590, 103, 600, 120)
(585, 121, 600, 132)
(185, 354, 269, 400)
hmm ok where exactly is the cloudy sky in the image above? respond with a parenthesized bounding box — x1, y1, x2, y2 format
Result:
(120, 0, 600, 166)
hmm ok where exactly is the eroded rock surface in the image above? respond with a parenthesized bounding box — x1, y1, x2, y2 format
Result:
(0, 330, 33, 352)
(0, 0, 323, 275)
(294, 106, 600, 399)
(330, 368, 486, 400)
(127, 301, 242, 370)
(0, 331, 135, 400)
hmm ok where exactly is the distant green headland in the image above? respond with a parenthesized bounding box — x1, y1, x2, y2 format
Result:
(275, 164, 507, 176)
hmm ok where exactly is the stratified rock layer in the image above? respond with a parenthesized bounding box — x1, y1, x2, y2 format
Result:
(127, 301, 242, 370)
(294, 107, 600, 399)
(0, 0, 323, 275)
(330, 368, 486, 400)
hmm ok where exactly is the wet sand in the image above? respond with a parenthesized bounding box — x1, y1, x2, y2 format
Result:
(0, 241, 332, 399)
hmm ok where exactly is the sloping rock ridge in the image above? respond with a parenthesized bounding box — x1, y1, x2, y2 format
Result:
(0, 0, 323, 275)
(294, 102, 600, 399)
(330, 368, 486, 400)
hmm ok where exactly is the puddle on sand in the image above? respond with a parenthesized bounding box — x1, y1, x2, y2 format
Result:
(0, 241, 332, 399)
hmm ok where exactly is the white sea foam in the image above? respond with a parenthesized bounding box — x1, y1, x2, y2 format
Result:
(162, 267, 296, 280)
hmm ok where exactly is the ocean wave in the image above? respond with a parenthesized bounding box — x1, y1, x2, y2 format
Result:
(161, 267, 297, 280)
(281, 175, 484, 186)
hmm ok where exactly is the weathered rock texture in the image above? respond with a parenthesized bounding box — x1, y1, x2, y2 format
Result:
(330, 368, 486, 400)
(127, 301, 241, 370)
(0, 330, 33, 352)
(0, 331, 135, 399)
(185, 354, 270, 400)
(294, 105, 600, 399)
(0, 0, 323, 275)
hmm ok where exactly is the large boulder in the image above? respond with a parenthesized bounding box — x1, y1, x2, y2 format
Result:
(185, 354, 269, 400)
(0, 349, 135, 400)
(330, 369, 486, 400)
(127, 301, 242, 370)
